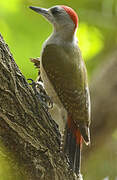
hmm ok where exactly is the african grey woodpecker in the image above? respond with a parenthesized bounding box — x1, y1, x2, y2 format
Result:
(29, 5, 91, 175)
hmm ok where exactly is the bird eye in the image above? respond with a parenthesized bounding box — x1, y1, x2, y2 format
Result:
(51, 7, 59, 15)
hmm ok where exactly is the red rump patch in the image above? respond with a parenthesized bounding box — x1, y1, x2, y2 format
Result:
(61, 5, 78, 29)
(68, 116, 82, 145)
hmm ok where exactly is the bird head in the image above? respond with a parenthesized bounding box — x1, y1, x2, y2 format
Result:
(29, 5, 78, 33)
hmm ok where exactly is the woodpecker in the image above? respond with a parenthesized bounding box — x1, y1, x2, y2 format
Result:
(29, 5, 91, 175)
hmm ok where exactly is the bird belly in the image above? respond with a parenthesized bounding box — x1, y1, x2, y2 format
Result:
(40, 62, 67, 133)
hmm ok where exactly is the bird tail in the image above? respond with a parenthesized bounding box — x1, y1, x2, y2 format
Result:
(63, 116, 82, 175)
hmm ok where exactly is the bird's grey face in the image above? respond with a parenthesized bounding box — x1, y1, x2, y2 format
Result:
(29, 6, 75, 31)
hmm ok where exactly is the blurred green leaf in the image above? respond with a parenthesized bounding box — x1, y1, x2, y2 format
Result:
(0, 0, 20, 12)
(78, 23, 104, 60)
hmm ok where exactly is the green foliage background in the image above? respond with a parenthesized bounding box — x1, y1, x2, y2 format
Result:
(0, 0, 106, 80)
(0, 0, 117, 180)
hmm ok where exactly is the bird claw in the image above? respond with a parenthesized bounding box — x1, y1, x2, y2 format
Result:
(28, 78, 37, 90)
(28, 78, 53, 110)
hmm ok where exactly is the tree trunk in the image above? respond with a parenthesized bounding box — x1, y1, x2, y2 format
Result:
(90, 50, 117, 149)
(82, 50, 117, 179)
(0, 34, 79, 180)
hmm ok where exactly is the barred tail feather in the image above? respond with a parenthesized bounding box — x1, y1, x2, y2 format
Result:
(63, 117, 82, 175)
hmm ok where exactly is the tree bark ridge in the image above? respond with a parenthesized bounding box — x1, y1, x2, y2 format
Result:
(0, 34, 79, 180)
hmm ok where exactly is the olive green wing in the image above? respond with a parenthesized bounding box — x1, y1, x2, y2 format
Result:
(42, 44, 90, 128)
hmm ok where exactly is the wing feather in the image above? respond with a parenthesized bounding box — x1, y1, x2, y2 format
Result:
(42, 44, 90, 129)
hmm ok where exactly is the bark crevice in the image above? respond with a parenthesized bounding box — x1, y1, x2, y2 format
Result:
(0, 34, 78, 180)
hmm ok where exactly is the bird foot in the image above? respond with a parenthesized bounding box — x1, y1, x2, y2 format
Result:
(28, 79, 53, 110)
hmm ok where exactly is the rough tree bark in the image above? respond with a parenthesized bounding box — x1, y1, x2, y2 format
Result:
(0, 34, 80, 180)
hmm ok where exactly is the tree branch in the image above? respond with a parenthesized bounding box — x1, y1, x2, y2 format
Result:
(0, 34, 79, 180)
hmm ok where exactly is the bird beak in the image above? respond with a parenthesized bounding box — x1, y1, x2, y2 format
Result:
(29, 6, 51, 21)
